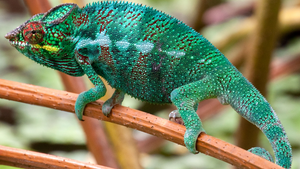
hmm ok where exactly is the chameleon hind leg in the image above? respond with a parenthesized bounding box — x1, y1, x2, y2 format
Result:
(102, 89, 125, 116)
(170, 77, 217, 153)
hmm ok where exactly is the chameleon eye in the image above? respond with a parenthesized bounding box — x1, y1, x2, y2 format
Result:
(23, 22, 45, 44)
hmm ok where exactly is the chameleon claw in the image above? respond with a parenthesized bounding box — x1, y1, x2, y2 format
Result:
(169, 110, 184, 125)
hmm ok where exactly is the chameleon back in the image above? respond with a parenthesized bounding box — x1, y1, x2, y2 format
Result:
(77, 2, 232, 103)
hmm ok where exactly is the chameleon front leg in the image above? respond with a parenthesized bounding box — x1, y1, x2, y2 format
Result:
(102, 89, 125, 116)
(170, 77, 217, 153)
(74, 52, 106, 120)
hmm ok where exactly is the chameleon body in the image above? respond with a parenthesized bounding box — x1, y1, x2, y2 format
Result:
(5, 2, 292, 168)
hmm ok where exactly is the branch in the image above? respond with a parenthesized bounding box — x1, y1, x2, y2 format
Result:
(0, 145, 112, 169)
(59, 73, 119, 168)
(214, 6, 300, 52)
(0, 79, 283, 169)
(23, 0, 120, 166)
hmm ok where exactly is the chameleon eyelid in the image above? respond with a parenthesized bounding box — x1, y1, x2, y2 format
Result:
(41, 3, 78, 25)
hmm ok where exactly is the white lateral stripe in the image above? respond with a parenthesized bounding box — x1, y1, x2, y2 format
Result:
(134, 41, 154, 54)
(166, 51, 185, 58)
(75, 30, 111, 49)
(116, 39, 130, 50)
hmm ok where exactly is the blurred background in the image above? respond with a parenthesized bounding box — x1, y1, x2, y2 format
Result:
(0, 0, 300, 168)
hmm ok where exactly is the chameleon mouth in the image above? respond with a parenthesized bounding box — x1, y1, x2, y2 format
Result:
(10, 40, 60, 52)
(9, 40, 28, 47)
(9, 40, 60, 52)
(5, 27, 29, 48)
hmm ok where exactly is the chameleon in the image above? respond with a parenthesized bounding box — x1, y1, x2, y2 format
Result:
(5, 1, 292, 168)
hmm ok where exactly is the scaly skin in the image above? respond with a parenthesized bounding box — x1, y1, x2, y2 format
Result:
(5, 2, 292, 168)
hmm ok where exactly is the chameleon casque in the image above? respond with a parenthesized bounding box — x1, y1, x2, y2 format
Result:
(5, 1, 292, 168)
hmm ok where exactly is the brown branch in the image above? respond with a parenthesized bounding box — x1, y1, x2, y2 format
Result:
(137, 136, 165, 153)
(214, 6, 300, 52)
(203, 1, 255, 25)
(0, 79, 284, 169)
(24, 0, 52, 15)
(192, 0, 223, 31)
(23, 0, 119, 167)
(104, 123, 142, 169)
(59, 73, 119, 168)
(97, 80, 142, 169)
(0, 145, 112, 169)
(270, 55, 300, 79)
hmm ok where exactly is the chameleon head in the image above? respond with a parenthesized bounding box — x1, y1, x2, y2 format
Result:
(5, 20, 51, 55)
(5, 3, 84, 76)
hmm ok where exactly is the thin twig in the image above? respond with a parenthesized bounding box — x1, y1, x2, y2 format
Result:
(0, 145, 112, 169)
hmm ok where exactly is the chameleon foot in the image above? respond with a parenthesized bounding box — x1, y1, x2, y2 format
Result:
(169, 110, 184, 125)
(102, 90, 125, 116)
(75, 85, 106, 121)
(184, 128, 203, 154)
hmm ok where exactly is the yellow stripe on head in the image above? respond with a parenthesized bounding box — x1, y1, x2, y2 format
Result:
(32, 44, 60, 52)
(43, 45, 60, 52)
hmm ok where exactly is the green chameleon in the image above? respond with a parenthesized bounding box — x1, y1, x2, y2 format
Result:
(5, 2, 292, 168)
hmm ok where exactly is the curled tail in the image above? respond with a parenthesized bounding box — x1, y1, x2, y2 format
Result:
(223, 76, 292, 168)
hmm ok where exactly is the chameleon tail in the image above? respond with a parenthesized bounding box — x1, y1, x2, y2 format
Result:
(248, 147, 274, 163)
(225, 76, 292, 169)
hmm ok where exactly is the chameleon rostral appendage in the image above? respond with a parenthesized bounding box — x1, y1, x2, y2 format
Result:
(5, 2, 292, 168)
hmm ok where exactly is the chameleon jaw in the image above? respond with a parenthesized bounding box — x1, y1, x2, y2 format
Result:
(8, 40, 59, 52)
(5, 30, 28, 48)
(9, 40, 28, 47)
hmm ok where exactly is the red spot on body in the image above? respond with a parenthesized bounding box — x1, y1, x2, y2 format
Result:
(130, 52, 148, 85)
(75, 50, 90, 65)
(32, 47, 40, 53)
(64, 20, 70, 31)
(95, 9, 116, 31)
(131, 13, 141, 21)
(124, 11, 133, 18)
(73, 13, 89, 27)
(99, 20, 113, 32)
(99, 46, 116, 74)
